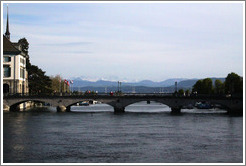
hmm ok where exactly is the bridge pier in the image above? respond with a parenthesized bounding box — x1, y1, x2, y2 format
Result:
(3, 104, 10, 112)
(114, 106, 125, 113)
(66, 106, 71, 112)
(56, 105, 67, 112)
(171, 107, 181, 114)
(10, 105, 20, 112)
(227, 109, 243, 116)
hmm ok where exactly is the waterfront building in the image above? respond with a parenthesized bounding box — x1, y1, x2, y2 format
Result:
(3, 6, 29, 95)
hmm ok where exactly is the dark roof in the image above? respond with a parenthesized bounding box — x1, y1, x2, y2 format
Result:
(3, 35, 21, 55)
(12, 42, 22, 50)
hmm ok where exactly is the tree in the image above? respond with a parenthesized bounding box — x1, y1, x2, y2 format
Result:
(225, 72, 243, 95)
(18, 38, 29, 56)
(201, 78, 213, 94)
(185, 89, 190, 96)
(18, 38, 31, 69)
(178, 89, 184, 96)
(50, 75, 62, 93)
(192, 78, 213, 94)
(214, 79, 224, 94)
(192, 80, 202, 94)
(28, 64, 52, 94)
(18, 38, 52, 94)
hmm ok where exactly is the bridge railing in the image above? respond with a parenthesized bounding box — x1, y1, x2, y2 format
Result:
(3, 92, 243, 100)
(3, 92, 174, 98)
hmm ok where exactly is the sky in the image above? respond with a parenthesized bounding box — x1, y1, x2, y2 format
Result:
(2, 2, 244, 82)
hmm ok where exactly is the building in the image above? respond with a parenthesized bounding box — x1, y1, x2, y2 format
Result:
(3, 6, 28, 95)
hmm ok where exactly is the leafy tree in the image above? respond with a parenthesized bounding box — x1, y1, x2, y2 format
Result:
(185, 89, 190, 96)
(225, 72, 243, 94)
(214, 79, 224, 94)
(178, 89, 184, 95)
(18, 38, 29, 56)
(193, 73, 243, 95)
(193, 78, 213, 94)
(50, 75, 62, 93)
(18, 38, 52, 94)
(192, 80, 202, 94)
(28, 64, 52, 94)
(201, 78, 213, 94)
(18, 38, 31, 68)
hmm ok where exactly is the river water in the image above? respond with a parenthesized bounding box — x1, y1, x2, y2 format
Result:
(3, 102, 243, 163)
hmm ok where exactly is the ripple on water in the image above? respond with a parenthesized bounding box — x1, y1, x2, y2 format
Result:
(3, 103, 243, 163)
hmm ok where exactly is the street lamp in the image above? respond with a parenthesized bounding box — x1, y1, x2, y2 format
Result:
(120, 82, 122, 92)
(118, 81, 119, 92)
(175, 81, 177, 93)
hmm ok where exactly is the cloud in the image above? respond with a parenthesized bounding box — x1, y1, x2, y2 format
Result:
(40, 42, 92, 46)
(2, 2, 243, 81)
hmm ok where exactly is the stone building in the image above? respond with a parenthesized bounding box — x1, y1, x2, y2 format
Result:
(3, 6, 28, 95)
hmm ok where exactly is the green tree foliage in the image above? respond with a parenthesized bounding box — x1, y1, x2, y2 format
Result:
(201, 78, 213, 94)
(192, 78, 213, 94)
(28, 64, 52, 94)
(18, 38, 29, 56)
(193, 73, 243, 95)
(192, 80, 202, 94)
(50, 75, 62, 93)
(50, 75, 71, 93)
(18, 38, 52, 94)
(178, 89, 184, 95)
(225, 72, 243, 94)
(185, 89, 190, 96)
(214, 79, 224, 94)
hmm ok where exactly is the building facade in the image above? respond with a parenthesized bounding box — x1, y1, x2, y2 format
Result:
(3, 6, 28, 95)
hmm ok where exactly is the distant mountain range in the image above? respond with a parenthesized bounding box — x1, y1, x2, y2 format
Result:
(71, 77, 225, 89)
(170, 77, 225, 88)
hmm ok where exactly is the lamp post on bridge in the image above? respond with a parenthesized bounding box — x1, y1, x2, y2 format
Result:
(120, 81, 122, 92)
(175, 81, 177, 92)
(117, 81, 119, 93)
(175, 81, 178, 96)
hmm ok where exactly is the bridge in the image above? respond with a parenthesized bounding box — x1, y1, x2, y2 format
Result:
(3, 93, 243, 115)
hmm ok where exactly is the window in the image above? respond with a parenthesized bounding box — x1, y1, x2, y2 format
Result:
(3, 66, 11, 77)
(3, 56, 11, 62)
(20, 58, 25, 64)
(20, 68, 25, 78)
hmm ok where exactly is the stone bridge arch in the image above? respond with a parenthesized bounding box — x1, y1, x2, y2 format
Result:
(120, 99, 173, 108)
(3, 95, 242, 114)
(65, 98, 118, 111)
(106, 98, 188, 113)
(5, 99, 53, 111)
(209, 99, 243, 114)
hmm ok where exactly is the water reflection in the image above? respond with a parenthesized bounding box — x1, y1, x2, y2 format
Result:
(3, 102, 243, 163)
